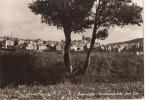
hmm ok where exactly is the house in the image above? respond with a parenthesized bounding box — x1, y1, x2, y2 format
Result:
(114, 44, 125, 52)
(103, 45, 112, 51)
(71, 45, 78, 51)
(76, 45, 84, 51)
(136, 51, 143, 56)
(24, 39, 35, 44)
(94, 42, 101, 50)
(71, 43, 84, 51)
(47, 41, 56, 48)
(26, 43, 37, 50)
(95, 42, 100, 47)
(100, 45, 105, 50)
(86, 43, 90, 49)
(108, 46, 112, 51)
(55, 45, 62, 51)
(55, 43, 64, 51)
(0, 37, 4, 41)
(36, 39, 44, 44)
(37, 43, 47, 51)
(3, 39, 15, 49)
(18, 39, 25, 45)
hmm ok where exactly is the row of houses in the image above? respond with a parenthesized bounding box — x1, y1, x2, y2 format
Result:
(0, 36, 143, 54)
(101, 42, 143, 52)
(0, 36, 101, 52)
(54, 36, 100, 52)
(99, 41, 143, 56)
(0, 36, 90, 52)
(0, 37, 48, 51)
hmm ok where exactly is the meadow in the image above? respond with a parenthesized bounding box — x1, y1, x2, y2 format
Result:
(0, 50, 144, 99)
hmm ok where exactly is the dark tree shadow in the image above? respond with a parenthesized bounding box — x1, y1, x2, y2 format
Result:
(0, 51, 66, 88)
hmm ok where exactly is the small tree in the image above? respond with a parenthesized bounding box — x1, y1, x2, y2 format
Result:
(81, 0, 143, 74)
(29, 0, 95, 74)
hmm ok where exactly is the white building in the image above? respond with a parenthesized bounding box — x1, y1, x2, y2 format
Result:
(136, 51, 143, 56)
(71, 45, 78, 51)
(4, 39, 14, 49)
(86, 43, 90, 49)
(37, 43, 47, 51)
(26, 43, 37, 50)
(71, 44, 84, 51)
(18, 39, 25, 45)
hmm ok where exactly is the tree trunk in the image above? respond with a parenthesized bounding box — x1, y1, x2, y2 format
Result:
(82, 32, 96, 74)
(64, 28, 72, 74)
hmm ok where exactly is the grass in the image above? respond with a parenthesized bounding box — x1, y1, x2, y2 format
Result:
(0, 51, 143, 84)
(0, 50, 144, 99)
(0, 81, 143, 99)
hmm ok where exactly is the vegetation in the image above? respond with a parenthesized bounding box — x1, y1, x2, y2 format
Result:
(0, 81, 143, 99)
(0, 51, 143, 86)
(0, 51, 143, 99)
(0, 51, 65, 87)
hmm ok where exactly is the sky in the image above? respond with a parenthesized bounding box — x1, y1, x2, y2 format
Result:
(0, 0, 143, 44)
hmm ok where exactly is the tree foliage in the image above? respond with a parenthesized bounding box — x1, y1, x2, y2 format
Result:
(96, 29, 108, 40)
(93, 0, 142, 31)
(29, 0, 95, 32)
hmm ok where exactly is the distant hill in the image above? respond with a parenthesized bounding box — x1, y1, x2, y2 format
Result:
(106, 38, 143, 45)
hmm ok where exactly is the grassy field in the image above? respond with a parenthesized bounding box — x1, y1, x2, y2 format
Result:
(0, 50, 144, 99)
(0, 81, 143, 99)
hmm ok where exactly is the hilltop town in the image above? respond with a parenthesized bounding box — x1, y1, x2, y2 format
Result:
(0, 36, 143, 55)
(0, 36, 99, 52)
(101, 38, 143, 53)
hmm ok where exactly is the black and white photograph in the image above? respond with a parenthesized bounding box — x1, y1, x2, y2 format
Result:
(0, 0, 144, 99)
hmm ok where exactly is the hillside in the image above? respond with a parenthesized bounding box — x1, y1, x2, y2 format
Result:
(106, 38, 143, 45)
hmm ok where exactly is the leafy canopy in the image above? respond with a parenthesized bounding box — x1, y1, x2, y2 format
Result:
(93, 0, 142, 28)
(29, 0, 95, 32)
(29, 0, 142, 37)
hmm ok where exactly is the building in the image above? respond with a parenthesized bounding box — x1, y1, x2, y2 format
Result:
(55, 43, 64, 51)
(26, 43, 37, 50)
(136, 51, 143, 56)
(37, 43, 47, 51)
(71, 43, 84, 51)
(0, 37, 4, 41)
(3, 39, 15, 49)
(36, 39, 44, 44)
(86, 43, 90, 49)
(71, 45, 78, 51)
(18, 39, 25, 45)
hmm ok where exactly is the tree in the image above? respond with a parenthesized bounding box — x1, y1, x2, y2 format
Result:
(81, 0, 143, 74)
(28, 0, 95, 74)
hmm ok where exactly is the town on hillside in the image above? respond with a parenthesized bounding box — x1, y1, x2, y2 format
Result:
(0, 36, 143, 55)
